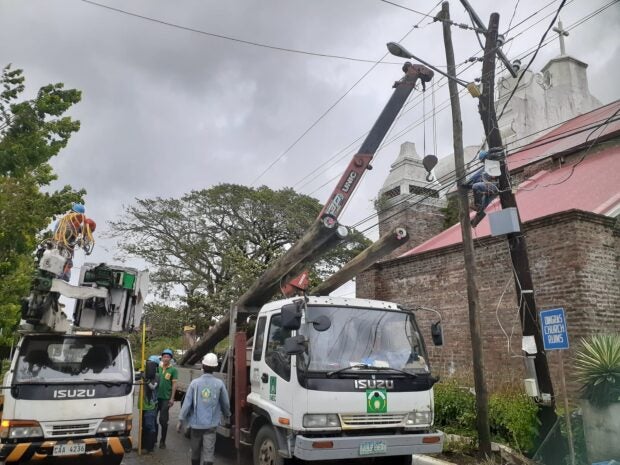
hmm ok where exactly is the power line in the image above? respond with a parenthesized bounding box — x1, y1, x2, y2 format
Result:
(298, 0, 610, 196)
(250, 0, 444, 185)
(378, 0, 483, 32)
(348, 112, 619, 235)
(497, 0, 567, 121)
(78, 0, 404, 65)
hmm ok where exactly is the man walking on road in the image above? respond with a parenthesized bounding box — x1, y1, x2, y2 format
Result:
(157, 348, 178, 449)
(177, 353, 231, 465)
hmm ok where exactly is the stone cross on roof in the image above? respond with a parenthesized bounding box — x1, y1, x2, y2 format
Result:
(552, 19, 569, 56)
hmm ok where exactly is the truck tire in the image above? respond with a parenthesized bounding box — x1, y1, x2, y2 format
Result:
(106, 454, 123, 465)
(253, 425, 287, 465)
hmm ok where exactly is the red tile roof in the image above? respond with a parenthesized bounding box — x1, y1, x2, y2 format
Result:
(401, 102, 620, 257)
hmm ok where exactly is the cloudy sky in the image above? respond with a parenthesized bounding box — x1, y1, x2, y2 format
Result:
(1, 0, 618, 293)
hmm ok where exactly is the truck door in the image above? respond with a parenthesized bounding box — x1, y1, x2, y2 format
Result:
(257, 313, 294, 416)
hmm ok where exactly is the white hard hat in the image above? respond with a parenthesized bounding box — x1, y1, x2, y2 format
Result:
(202, 353, 218, 367)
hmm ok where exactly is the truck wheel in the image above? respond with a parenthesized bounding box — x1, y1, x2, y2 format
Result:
(106, 454, 123, 465)
(253, 425, 286, 465)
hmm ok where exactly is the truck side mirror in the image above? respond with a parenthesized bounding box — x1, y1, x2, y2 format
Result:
(431, 321, 443, 346)
(284, 335, 306, 355)
(281, 302, 302, 330)
(134, 371, 144, 382)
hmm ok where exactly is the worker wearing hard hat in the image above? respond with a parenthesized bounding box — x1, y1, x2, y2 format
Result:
(177, 353, 231, 465)
(156, 348, 178, 449)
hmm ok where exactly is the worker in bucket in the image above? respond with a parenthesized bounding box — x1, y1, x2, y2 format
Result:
(177, 352, 231, 465)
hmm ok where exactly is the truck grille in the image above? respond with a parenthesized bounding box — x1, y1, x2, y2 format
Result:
(340, 413, 406, 428)
(41, 420, 99, 438)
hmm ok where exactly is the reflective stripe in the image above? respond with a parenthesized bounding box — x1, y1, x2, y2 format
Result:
(108, 437, 125, 455)
(6, 443, 30, 461)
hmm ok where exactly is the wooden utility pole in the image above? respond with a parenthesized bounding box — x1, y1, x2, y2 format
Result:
(311, 226, 410, 296)
(478, 12, 557, 438)
(438, 2, 491, 456)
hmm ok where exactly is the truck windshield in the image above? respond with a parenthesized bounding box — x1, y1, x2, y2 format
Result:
(14, 336, 132, 384)
(298, 306, 429, 374)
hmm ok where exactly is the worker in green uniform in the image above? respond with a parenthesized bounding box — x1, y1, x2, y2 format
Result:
(156, 348, 178, 449)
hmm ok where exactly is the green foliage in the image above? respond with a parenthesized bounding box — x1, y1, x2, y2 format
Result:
(0, 65, 84, 351)
(109, 184, 371, 331)
(574, 334, 620, 407)
(441, 195, 460, 230)
(488, 388, 540, 452)
(434, 380, 477, 435)
(434, 380, 539, 453)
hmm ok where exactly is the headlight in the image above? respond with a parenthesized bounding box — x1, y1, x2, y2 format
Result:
(97, 415, 132, 434)
(0, 420, 43, 439)
(303, 414, 341, 428)
(405, 410, 432, 426)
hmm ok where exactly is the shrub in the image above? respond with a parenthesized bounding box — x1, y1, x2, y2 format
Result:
(489, 388, 539, 452)
(434, 380, 539, 453)
(574, 334, 620, 407)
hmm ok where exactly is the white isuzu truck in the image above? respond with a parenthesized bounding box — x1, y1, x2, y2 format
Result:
(1, 262, 148, 465)
(176, 295, 444, 465)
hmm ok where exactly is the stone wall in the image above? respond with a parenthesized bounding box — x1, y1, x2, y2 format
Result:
(357, 210, 620, 401)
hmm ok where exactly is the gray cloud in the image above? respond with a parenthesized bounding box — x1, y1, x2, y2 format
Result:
(1, 0, 618, 271)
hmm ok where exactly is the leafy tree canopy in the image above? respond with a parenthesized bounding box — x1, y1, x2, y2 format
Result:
(109, 184, 371, 334)
(0, 65, 84, 352)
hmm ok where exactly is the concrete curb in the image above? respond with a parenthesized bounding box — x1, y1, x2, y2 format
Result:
(412, 455, 457, 465)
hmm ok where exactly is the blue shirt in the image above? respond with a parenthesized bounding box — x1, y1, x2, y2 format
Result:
(178, 373, 231, 429)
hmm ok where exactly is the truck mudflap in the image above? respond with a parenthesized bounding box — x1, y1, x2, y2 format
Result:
(294, 431, 443, 461)
(0, 435, 131, 463)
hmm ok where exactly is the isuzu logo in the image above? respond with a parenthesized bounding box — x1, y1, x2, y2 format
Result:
(354, 379, 394, 390)
(53, 389, 96, 399)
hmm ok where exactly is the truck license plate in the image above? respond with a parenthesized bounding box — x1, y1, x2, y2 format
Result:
(359, 440, 387, 456)
(53, 443, 86, 456)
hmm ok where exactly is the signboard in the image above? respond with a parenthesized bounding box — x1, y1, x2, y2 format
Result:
(540, 307, 569, 350)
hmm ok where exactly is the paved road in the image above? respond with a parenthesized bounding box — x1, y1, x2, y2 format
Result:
(124, 401, 237, 465)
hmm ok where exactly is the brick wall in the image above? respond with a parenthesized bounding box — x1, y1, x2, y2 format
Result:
(357, 210, 620, 401)
(378, 202, 446, 259)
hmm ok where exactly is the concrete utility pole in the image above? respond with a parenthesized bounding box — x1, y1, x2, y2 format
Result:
(478, 11, 558, 442)
(438, 2, 492, 456)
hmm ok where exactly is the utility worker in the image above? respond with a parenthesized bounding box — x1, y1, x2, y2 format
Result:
(462, 149, 502, 226)
(156, 348, 178, 449)
(142, 355, 160, 453)
(177, 353, 231, 465)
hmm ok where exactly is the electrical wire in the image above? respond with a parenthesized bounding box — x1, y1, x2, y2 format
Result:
(299, 0, 610, 197)
(77, 0, 407, 65)
(250, 0, 444, 185)
(497, 0, 568, 120)
(296, 0, 575, 191)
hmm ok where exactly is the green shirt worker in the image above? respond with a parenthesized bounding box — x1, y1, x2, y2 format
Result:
(156, 348, 178, 448)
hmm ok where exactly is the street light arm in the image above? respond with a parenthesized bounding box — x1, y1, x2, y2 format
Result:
(386, 42, 469, 88)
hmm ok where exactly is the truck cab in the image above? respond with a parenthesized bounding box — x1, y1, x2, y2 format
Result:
(245, 296, 443, 464)
(0, 333, 134, 464)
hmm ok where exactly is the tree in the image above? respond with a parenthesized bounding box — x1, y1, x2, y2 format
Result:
(109, 184, 371, 331)
(0, 65, 84, 353)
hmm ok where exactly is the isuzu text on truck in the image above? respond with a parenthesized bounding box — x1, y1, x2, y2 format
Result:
(1, 211, 148, 465)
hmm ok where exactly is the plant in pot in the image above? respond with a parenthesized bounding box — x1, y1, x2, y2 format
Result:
(574, 334, 620, 463)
